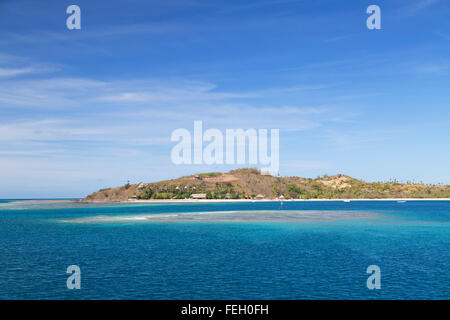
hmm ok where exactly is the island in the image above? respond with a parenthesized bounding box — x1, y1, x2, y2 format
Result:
(83, 168, 450, 202)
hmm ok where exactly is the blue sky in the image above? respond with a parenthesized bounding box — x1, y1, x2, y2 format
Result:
(0, 0, 449, 198)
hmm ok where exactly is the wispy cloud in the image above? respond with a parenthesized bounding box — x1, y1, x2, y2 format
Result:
(437, 32, 450, 41)
(0, 67, 37, 78)
(415, 63, 450, 75)
(0, 66, 331, 110)
(413, 0, 440, 10)
(325, 129, 409, 150)
(99, 82, 255, 103)
(0, 21, 194, 45)
(0, 77, 106, 107)
(404, 0, 440, 15)
(324, 34, 354, 43)
(0, 53, 58, 79)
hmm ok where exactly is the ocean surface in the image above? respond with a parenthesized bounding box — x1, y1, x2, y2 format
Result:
(0, 199, 449, 299)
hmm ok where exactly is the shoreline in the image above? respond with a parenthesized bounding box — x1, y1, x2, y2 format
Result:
(79, 198, 450, 204)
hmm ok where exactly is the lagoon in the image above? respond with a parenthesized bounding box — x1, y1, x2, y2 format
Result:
(0, 200, 449, 299)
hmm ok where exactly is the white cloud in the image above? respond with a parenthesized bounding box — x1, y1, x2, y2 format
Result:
(325, 129, 409, 150)
(0, 72, 330, 114)
(99, 82, 255, 103)
(0, 53, 58, 79)
(416, 64, 450, 75)
(414, 0, 439, 10)
(0, 67, 36, 78)
(404, 0, 440, 15)
(0, 22, 194, 45)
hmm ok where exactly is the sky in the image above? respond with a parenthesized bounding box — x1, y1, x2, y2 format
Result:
(0, 0, 449, 198)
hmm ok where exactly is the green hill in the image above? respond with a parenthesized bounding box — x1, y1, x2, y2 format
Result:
(84, 168, 450, 201)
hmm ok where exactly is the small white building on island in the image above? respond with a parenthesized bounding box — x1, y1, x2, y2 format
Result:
(190, 193, 207, 199)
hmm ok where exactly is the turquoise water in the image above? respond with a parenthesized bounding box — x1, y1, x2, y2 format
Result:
(0, 200, 449, 299)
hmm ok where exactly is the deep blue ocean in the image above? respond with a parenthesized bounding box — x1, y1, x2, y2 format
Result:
(0, 200, 449, 299)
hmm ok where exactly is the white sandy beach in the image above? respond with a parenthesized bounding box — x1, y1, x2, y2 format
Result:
(80, 198, 450, 204)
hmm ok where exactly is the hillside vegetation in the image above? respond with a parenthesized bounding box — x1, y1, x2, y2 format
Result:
(84, 168, 450, 201)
